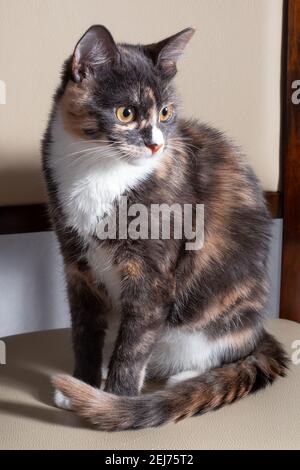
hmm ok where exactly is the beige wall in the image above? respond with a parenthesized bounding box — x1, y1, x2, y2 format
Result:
(0, 0, 283, 205)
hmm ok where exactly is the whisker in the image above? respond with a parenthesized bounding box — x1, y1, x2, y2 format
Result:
(63, 143, 120, 158)
(66, 139, 115, 148)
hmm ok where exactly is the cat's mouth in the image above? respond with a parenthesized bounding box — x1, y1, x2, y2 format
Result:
(144, 144, 164, 159)
(145, 143, 164, 156)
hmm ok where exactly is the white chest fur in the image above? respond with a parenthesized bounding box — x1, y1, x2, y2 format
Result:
(49, 110, 158, 238)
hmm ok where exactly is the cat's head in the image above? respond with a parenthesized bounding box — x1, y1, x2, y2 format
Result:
(59, 25, 195, 164)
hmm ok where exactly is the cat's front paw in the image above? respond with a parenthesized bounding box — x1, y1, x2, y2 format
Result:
(54, 388, 73, 411)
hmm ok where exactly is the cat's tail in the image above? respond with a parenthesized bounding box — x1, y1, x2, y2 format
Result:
(52, 332, 288, 431)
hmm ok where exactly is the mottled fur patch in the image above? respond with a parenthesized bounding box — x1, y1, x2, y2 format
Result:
(42, 25, 287, 431)
(60, 82, 98, 139)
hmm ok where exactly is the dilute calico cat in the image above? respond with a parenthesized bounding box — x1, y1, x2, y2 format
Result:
(43, 25, 287, 430)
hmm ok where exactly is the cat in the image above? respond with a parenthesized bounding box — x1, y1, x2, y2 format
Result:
(42, 25, 288, 430)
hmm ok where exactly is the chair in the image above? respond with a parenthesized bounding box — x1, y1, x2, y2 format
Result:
(0, 320, 299, 449)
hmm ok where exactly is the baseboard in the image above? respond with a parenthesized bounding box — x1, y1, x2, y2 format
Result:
(0, 203, 51, 235)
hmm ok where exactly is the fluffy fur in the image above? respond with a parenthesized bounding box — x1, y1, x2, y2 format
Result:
(42, 25, 288, 430)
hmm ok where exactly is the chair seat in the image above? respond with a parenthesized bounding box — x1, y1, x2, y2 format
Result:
(0, 319, 299, 450)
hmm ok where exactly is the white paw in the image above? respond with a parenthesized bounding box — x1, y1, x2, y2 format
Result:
(166, 370, 200, 387)
(102, 367, 109, 381)
(54, 389, 73, 411)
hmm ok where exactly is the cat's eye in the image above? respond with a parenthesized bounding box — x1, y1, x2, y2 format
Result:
(116, 106, 136, 123)
(159, 105, 174, 122)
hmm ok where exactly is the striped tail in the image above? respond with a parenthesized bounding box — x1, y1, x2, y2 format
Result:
(52, 332, 288, 431)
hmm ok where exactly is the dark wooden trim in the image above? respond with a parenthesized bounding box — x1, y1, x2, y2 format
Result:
(0, 204, 51, 235)
(0, 191, 281, 236)
(280, 0, 300, 322)
(265, 191, 282, 219)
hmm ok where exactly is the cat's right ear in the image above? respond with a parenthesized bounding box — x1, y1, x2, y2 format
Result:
(72, 25, 119, 83)
(144, 27, 195, 80)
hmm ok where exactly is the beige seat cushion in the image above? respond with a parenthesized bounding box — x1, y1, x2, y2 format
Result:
(0, 319, 299, 450)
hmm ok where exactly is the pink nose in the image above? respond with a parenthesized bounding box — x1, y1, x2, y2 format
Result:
(146, 144, 163, 154)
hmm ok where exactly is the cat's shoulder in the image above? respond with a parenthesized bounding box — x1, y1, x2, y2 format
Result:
(178, 118, 228, 143)
(177, 118, 245, 168)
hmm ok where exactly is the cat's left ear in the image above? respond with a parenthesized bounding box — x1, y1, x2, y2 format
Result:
(72, 25, 119, 83)
(145, 27, 195, 79)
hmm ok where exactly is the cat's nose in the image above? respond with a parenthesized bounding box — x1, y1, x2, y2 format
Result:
(145, 143, 163, 154)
